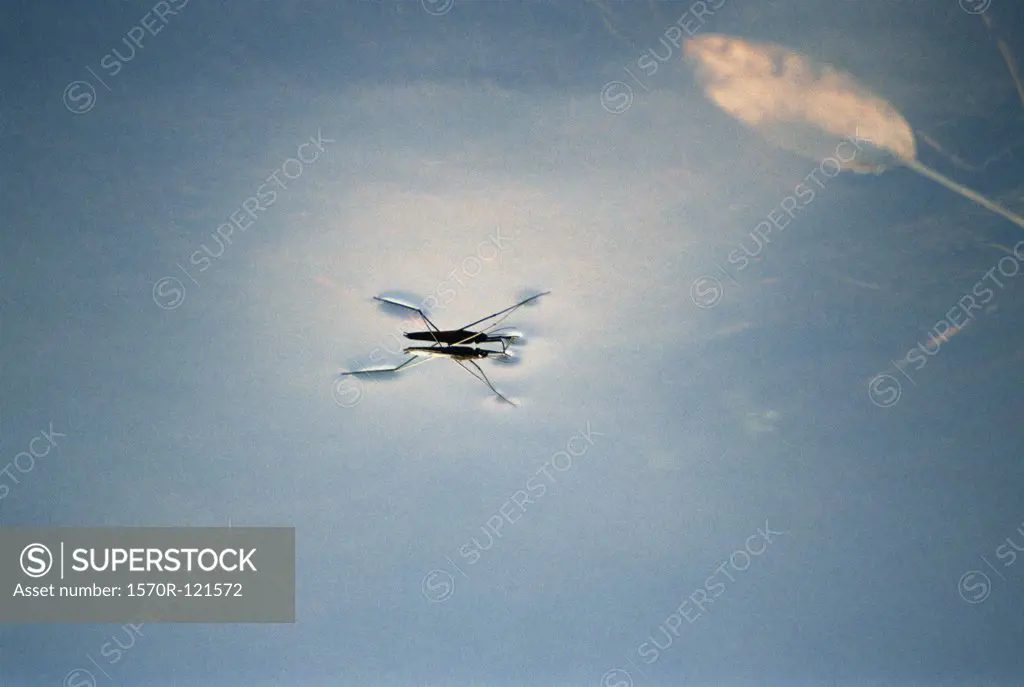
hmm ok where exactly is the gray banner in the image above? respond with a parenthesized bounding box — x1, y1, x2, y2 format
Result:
(0, 527, 294, 622)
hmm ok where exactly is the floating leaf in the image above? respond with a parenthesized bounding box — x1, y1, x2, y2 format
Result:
(685, 34, 1024, 232)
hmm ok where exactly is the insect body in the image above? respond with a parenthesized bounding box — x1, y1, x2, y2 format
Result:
(339, 292, 550, 406)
